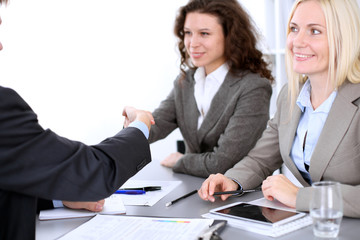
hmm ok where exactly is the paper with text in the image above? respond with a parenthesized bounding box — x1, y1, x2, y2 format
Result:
(58, 215, 214, 240)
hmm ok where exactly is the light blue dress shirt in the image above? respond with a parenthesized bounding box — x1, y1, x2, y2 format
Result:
(128, 120, 149, 139)
(290, 80, 337, 184)
(53, 121, 149, 208)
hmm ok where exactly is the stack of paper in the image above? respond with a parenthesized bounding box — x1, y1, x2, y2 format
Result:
(39, 194, 126, 220)
(39, 180, 182, 220)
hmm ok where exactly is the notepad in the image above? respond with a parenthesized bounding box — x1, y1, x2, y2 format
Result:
(39, 194, 126, 220)
(203, 199, 312, 237)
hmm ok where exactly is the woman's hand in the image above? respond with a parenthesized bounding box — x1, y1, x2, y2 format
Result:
(261, 174, 299, 208)
(198, 173, 239, 202)
(160, 152, 183, 168)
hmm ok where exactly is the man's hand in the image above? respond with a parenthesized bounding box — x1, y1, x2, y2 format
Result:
(62, 200, 105, 212)
(122, 106, 155, 131)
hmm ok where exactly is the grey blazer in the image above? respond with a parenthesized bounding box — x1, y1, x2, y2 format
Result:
(149, 69, 272, 178)
(225, 81, 360, 218)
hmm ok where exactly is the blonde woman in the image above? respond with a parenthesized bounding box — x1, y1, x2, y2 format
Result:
(199, 0, 360, 218)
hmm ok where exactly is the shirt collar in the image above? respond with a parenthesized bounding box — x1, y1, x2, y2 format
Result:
(194, 63, 229, 85)
(296, 80, 312, 112)
(194, 67, 206, 84)
(296, 79, 337, 113)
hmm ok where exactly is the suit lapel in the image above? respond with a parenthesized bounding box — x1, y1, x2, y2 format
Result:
(310, 82, 360, 182)
(182, 74, 201, 150)
(281, 105, 310, 186)
(197, 73, 237, 144)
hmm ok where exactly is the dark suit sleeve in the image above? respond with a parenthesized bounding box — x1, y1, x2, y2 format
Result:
(36, 198, 54, 213)
(0, 86, 151, 201)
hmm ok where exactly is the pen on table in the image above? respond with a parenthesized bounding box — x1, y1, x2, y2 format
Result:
(213, 189, 261, 196)
(118, 186, 161, 192)
(165, 190, 198, 207)
(114, 190, 146, 195)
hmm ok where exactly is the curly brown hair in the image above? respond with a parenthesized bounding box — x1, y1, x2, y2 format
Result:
(174, 0, 274, 83)
(0, 0, 8, 5)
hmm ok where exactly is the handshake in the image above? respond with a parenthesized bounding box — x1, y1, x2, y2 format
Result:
(122, 106, 155, 131)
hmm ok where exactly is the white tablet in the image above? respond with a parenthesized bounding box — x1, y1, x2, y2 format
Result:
(210, 202, 306, 227)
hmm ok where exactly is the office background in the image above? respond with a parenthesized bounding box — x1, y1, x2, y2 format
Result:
(1, 0, 359, 161)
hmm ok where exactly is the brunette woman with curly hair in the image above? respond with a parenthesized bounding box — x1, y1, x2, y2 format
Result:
(148, 0, 274, 177)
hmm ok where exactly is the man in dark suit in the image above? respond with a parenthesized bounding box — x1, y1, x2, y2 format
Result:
(0, 1, 154, 239)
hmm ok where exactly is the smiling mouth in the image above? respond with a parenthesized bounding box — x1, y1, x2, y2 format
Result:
(294, 53, 313, 59)
(191, 52, 204, 58)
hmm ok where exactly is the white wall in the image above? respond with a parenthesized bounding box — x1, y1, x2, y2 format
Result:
(0, 0, 188, 161)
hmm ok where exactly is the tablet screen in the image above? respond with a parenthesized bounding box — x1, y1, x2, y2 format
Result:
(214, 203, 299, 225)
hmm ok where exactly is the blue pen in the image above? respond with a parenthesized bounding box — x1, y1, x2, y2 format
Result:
(114, 190, 146, 195)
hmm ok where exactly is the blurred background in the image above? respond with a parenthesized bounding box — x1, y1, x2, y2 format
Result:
(0, 0, 337, 161)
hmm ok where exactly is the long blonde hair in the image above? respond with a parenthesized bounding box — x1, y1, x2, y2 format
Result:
(286, 0, 360, 109)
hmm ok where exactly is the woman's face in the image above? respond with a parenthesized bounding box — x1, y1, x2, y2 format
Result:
(184, 12, 226, 75)
(287, 0, 329, 81)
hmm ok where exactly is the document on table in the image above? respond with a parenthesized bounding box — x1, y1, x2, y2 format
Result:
(39, 194, 126, 220)
(58, 215, 214, 240)
(118, 180, 182, 206)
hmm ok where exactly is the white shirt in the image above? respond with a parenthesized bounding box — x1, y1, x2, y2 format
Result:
(290, 80, 337, 184)
(194, 63, 229, 129)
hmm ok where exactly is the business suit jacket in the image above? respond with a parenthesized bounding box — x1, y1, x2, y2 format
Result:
(149, 69, 272, 178)
(0, 86, 151, 240)
(225, 81, 360, 218)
